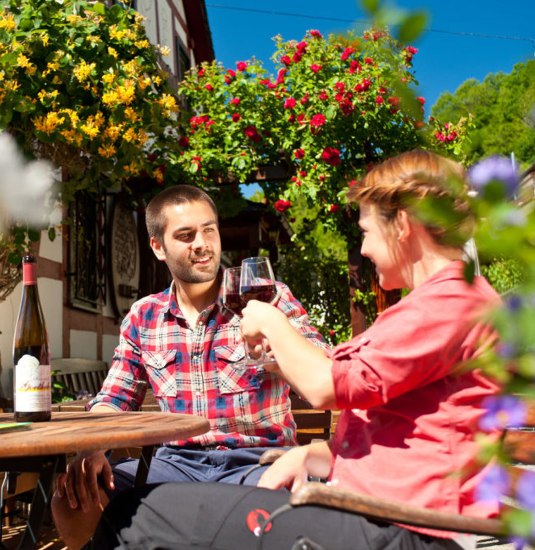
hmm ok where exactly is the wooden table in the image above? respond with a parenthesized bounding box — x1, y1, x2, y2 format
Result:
(0, 411, 209, 549)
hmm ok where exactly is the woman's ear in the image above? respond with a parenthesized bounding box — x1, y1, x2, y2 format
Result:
(395, 209, 412, 242)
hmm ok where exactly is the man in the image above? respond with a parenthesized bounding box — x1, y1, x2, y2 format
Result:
(52, 184, 327, 549)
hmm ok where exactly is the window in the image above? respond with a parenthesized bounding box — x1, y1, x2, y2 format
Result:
(68, 192, 106, 312)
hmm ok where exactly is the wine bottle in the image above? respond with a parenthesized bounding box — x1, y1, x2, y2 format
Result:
(12, 254, 51, 422)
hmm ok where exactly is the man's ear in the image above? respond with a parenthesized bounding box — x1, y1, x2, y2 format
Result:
(150, 236, 166, 261)
(395, 209, 412, 242)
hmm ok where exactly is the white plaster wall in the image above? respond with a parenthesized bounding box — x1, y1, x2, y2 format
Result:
(137, 0, 158, 45)
(102, 333, 119, 365)
(69, 330, 97, 360)
(159, 2, 175, 71)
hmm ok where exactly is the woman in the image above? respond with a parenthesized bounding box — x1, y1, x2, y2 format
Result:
(89, 150, 501, 550)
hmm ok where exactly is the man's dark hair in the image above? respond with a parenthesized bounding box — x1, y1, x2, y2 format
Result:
(145, 185, 218, 242)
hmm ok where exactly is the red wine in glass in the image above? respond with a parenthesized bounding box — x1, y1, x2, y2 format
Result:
(240, 284, 277, 306)
(223, 267, 245, 316)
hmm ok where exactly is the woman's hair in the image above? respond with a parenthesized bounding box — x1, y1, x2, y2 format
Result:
(145, 184, 218, 242)
(347, 149, 474, 247)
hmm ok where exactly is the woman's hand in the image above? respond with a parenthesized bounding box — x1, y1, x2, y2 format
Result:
(241, 300, 287, 346)
(257, 446, 310, 492)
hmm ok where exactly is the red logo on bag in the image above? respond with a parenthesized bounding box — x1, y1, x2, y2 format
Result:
(246, 508, 272, 536)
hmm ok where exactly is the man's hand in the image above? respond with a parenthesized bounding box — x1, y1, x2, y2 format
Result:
(54, 450, 114, 512)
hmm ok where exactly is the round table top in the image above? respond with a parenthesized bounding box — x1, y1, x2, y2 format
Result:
(0, 411, 209, 458)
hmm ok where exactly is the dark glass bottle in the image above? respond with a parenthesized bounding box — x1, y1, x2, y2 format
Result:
(12, 255, 51, 422)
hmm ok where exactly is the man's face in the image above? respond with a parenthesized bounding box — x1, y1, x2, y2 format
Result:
(151, 200, 221, 285)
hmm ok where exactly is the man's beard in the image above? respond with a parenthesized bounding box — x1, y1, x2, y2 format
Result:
(168, 252, 220, 284)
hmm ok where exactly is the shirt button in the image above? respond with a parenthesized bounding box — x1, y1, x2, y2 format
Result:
(195, 391, 202, 397)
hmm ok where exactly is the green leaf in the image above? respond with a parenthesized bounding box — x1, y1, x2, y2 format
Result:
(397, 12, 428, 43)
(361, 0, 380, 15)
(48, 227, 56, 242)
(92, 2, 106, 16)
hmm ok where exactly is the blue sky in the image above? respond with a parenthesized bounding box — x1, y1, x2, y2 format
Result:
(205, 0, 534, 112)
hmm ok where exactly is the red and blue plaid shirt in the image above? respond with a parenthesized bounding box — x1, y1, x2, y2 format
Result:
(89, 278, 328, 448)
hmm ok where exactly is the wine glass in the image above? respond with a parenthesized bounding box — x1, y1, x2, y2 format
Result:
(239, 257, 279, 367)
(222, 266, 256, 369)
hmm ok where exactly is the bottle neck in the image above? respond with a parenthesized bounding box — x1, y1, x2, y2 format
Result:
(22, 262, 37, 286)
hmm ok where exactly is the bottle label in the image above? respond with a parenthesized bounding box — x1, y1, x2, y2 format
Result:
(15, 355, 51, 412)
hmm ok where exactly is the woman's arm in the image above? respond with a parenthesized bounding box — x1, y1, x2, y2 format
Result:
(241, 300, 335, 409)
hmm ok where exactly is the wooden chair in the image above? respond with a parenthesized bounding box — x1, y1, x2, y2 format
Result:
(257, 407, 535, 545)
(51, 358, 108, 398)
(290, 391, 332, 445)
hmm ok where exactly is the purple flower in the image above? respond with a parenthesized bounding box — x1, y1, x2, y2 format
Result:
(505, 295, 523, 312)
(479, 395, 527, 430)
(476, 464, 510, 502)
(516, 471, 535, 512)
(468, 156, 519, 198)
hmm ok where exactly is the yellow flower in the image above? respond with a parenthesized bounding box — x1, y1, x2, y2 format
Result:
(4, 80, 20, 92)
(122, 128, 136, 143)
(80, 122, 100, 138)
(152, 167, 164, 184)
(135, 40, 150, 50)
(108, 47, 118, 59)
(87, 35, 101, 45)
(137, 129, 148, 145)
(0, 14, 17, 31)
(158, 94, 178, 112)
(73, 60, 96, 82)
(102, 90, 120, 107)
(33, 112, 66, 134)
(117, 84, 135, 105)
(40, 33, 49, 47)
(60, 129, 82, 146)
(124, 107, 139, 122)
(66, 14, 82, 25)
(103, 124, 123, 141)
(123, 60, 138, 76)
(25, 65, 37, 76)
(63, 109, 80, 127)
(44, 61, 59, 76)
(158, 45, 171, 57)
(124, 160, 141, 175)
(109, 25, 126, 41)
(17, 53, 32, 68)
(98, 143, 117, 158)
(102, 72, 116, 85)
(138, 76, 151, 90)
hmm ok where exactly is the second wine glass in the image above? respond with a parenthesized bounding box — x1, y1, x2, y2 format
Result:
(239, 257, 278, 367)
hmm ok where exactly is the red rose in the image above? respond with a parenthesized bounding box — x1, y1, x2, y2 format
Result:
(354, 78, 371, 93)
(204, 84, 213, 91)
(406, 46, 418, 55)
(294, 148, 305, 159)
(334, 81, 345, 92)
(417, 96, 426, 105)
(387, 96, 400, 107)
(349, 60, 361, 74)
(318, 90, 329, 101)
(198, 68, 205, 77)
(280, 55, 292, 66)
(231, 113, 241, 122)
(274, 199, 292, 212)
(364, 57, 374, 65)
(230, 97, 240, 105)
(284, 97, 296, 109)
(348, 179, 358, 187)
(244, 125, 262, 143)
(292, 51, 303, 63)
(236, 61, 247, 72)
(341, 47, 355, 61)
(321, 147, 341, 166)
(178, 136, 190, 148)
(329, 204, 340, 213)
(296, 41, 308, 52)
(310, 113, 326, 128)
(297, 114, 306, 124)
(375, 96, 384, 105)
(378, 86, 387, 95)
(276, 68, 287, 85)
(310, 64, 322, 73)
(300, 94, 310, 105)
(309, 30, 322, 38)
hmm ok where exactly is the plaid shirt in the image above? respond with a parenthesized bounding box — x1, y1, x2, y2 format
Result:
(89, 278, 328, 448)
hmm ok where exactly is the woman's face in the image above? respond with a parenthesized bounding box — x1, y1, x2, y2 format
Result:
(359, 203, 406, 290)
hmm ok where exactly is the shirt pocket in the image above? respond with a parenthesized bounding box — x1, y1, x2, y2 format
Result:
(214, 345, 264, 394)
(141, 349, 177, 397)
